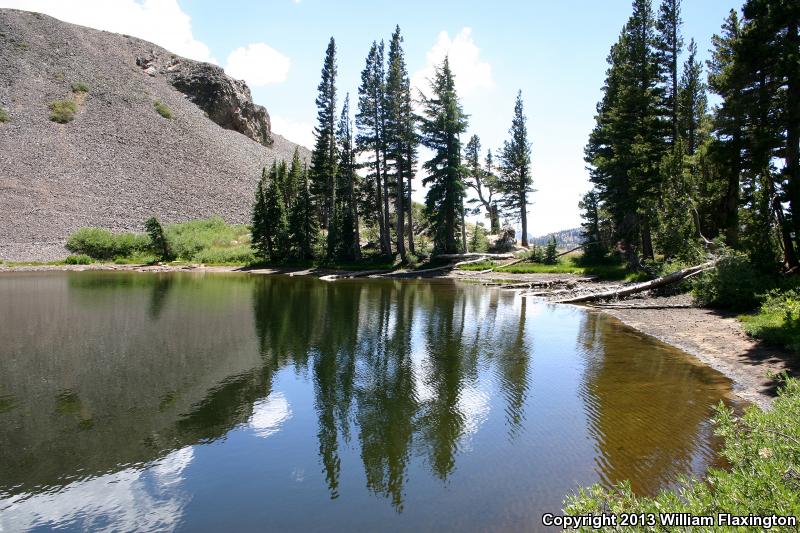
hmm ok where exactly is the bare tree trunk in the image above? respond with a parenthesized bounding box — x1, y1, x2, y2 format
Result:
(556, 261, 715, 304)
(352, 182, 361, 261)
(374, 151, 389, 255)
(382, 166, 392, 256)
(640, 215, 654, 260)
(774, 198, 797, 269)
(490, 203, 500, 234)
(396, 167, 406, 261)
(460, 204, 468, 253)
(785, 16, 800, 268)
(407, 169, 416, 256)
(519, 187, 529, 247)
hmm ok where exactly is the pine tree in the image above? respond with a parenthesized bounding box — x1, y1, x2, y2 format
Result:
(656, 0, 683, 145)
(285, 147, 303, 210)
(265, 170, 290, 260)
(585, 0, 666, 266)
(288, 163, 319, 261)
(420, 57, 468, 255)
(707, 10, 745, 247)
(144, 217, 173, 261)
(385, 26, 410, 261)
(251, 168, 270, 261)
(464, 135, 501, 233)
(544, 236, 557, 265)
(578, 190, 606, 261)
(310, 38, 338, 236)
(498, 91, 533, 247)
(678, 39, 708, 156)
(356, 41, 391, 255)
(331, 95, 359, 261)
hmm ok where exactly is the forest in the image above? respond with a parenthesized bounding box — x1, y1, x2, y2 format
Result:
(250, 26, 533, 264)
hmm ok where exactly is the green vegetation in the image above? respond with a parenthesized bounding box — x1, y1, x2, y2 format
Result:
(48, 99, 77, 123)
(740, 290, 800, 352)
(692, 250, 773, 311)
(565, 378, 800, 531)
(0, 107, 9, 123)
(165, 216, 249, 261)
(64, 254, 93, 265)
(154, 100, 173, 119)
(458, 255, 644, 282)
(64, 217, 251, 264)
(66, 227, 150, 260)
(71, 82, 89, 93)
(145, 217, 174, 262)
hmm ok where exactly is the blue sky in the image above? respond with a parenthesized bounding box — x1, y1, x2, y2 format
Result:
(4, 0, 744, 234)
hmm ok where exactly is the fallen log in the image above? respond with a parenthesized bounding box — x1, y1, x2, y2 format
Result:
(376, 256, 487, 278)
(554, 261, 715, 304)
(436, 252, 515, 260)
(319, 269, 395, 281)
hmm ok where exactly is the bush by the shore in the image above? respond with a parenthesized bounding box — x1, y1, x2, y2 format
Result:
(740, 290, 800, 353)
(564, 377, 800, 531)
(66, 227, 150, 260)
(65, 217, 251, 265)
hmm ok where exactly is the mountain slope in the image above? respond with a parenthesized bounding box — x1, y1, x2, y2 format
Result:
(0, 9, 308, 261)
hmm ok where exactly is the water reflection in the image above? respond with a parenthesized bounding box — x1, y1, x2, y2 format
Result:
(0, 272, 735, 531)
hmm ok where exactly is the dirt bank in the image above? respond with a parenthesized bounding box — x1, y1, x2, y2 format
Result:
(3, 263, 795, 408)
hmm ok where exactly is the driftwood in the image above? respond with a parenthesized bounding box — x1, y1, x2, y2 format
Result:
(320, 269, 394, 281)
(554, 261, 715, 304)
(377, 256, 490, 278)
(554, 242, 598, 259)
(436, 252, 514, 260)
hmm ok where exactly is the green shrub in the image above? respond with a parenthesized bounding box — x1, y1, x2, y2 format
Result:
(565, 378, 800, 531)
(66, 227, 149, 260)
(165, 217, 249, 260)
(194, 245, 255, 265)
(49, 100, 77, 123)
(145, 217, 174, 261)
(64, 254, 93, 265)
(71, 82, 89, 93)
(0, 108, 8, 123)
(154, 100, 173, 119)
(692, 250, 773, 311)
(544, 236, 558, 264)
(740, 289, 800, 352)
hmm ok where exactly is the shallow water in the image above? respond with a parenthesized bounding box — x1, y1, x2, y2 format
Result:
(0, 272, 736, 532)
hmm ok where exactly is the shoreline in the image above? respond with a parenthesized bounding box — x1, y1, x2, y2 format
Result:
(2, 262, 794, 409)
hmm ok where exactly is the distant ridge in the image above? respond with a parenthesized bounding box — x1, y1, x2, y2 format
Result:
(529, 228, 582, 248)
(0, 9, 309, 261)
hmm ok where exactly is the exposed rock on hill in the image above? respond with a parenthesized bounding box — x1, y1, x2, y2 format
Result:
(136, 50, 272, 146)
(0, 9, 308, 261)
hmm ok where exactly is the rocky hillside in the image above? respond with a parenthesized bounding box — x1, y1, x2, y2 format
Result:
(0, 9, 308, 261)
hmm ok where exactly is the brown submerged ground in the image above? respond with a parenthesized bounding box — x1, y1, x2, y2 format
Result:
(3, 262, 796, 409)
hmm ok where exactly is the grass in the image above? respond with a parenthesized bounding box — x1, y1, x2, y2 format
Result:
(739, 289, 800, 352)
(458, 255, 646, 282)
(565, 377, 800, 531)
(49, 99, 77, 123)
(71, 82, 89, 93)
(0, 107, 8, 123)
(154, 100, 173, 119)
(165, 216, 250, 260)
(64, 254, 93, 265)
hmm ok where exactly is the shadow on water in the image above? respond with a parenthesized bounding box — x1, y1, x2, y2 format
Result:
(0, 272, 739, 531)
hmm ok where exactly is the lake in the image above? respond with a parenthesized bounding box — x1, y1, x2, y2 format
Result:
(0, 272, 736, 532)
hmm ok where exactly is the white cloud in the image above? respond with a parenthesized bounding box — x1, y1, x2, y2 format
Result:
(412, 27, 494, 98)
(270, 115, 315, 149)
(249, 392, 291, 438)
(0, 0, 216, 63)
(0, 447, 193, 532)
(225, 42, 291, 87)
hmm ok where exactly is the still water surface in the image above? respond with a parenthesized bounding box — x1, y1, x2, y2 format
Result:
(0, 272, 736, 532)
